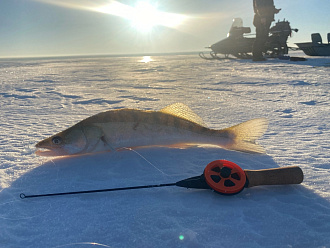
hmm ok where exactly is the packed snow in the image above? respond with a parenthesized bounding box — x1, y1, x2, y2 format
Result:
(0, 53, 329, 248)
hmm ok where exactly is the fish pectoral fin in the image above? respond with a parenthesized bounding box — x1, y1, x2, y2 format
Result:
(100, 136, 116, 151)
(222, 118, 268, 154)
(159, 103, 208, 127)
(81, 125, 115, 152)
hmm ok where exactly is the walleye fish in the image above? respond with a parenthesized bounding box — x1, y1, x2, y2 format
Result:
(35, 103, 268, 156)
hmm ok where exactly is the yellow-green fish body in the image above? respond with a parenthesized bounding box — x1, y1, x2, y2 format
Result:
(36, 103, 268, 156)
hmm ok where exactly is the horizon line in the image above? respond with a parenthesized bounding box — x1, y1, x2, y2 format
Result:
(0, 51, 205, 60)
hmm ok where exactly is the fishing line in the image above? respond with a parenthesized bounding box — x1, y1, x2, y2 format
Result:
(121, 147, 171, 177)
(48, 158, 58, 170)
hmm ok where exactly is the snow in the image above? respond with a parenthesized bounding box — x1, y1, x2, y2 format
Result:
(0, 53, 329, 248)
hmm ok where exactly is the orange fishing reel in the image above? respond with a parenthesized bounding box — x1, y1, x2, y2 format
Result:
(204, 160, 247, 195)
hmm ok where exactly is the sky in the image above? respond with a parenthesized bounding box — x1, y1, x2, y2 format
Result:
(0, 0, 329, 58)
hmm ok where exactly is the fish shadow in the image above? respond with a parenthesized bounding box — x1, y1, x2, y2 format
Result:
(1, 147, 330, 247)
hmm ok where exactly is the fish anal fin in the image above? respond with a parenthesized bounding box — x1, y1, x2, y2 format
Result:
(159, 103, 207, 127)
(225, 141, 266, 154)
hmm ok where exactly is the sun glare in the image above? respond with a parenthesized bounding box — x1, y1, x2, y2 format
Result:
(33, 0, 188, 33)
(139, 56, 153, 63)
(94, 1, 187, 33)
(131, 2, 158, 32)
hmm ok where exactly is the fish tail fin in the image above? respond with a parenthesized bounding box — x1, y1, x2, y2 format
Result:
(222, 118, 268, 154)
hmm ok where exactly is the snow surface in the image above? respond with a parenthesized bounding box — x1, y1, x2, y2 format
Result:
(0, 53, 329, 248)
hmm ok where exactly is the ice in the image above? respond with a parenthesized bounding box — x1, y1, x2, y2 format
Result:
(0, 53, 329, 247)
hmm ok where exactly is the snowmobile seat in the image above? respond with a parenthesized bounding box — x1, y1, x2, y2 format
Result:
(242, 27, 251, 34)
(228, 27, 251, 37)
(311, 33, 322, 45)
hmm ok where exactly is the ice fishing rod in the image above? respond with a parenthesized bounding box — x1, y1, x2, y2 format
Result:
(20, 160, 303, 199)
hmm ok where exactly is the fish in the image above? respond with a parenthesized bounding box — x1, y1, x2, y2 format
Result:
(35, 103, 268, 156)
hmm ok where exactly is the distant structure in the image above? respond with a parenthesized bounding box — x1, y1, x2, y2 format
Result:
(296, 33, 330, 56)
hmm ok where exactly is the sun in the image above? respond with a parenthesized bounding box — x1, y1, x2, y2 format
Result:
(130, 1, 187, 33)
(131, 2, 159, 32)
(94, 1, 187, 33)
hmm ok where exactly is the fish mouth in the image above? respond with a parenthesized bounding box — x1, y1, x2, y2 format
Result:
(35, 144, 68, 157)
(35, 147, 60, 156)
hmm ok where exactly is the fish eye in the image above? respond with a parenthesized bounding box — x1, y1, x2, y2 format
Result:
(52, 136, 62, 145)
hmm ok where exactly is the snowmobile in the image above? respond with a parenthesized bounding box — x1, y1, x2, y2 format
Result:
(199, 18, 298, 60)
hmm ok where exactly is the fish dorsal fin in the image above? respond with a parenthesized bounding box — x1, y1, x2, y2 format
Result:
(159, 103, 207, 127)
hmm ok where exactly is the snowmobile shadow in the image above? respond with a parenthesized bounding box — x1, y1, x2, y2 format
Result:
(1, 147, 329, 247)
